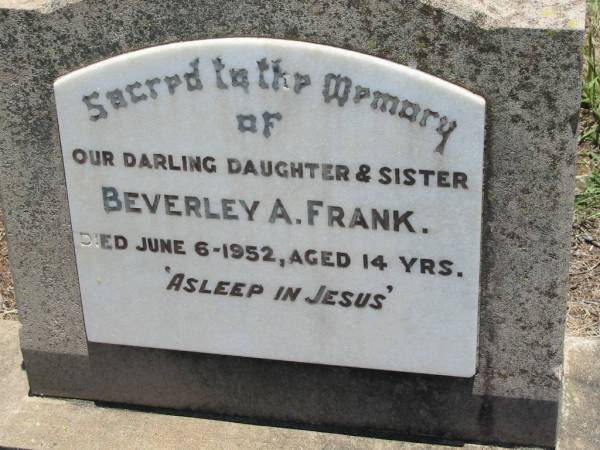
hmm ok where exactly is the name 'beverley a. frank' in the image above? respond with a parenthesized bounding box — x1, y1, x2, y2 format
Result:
(101, 187, 418, 233)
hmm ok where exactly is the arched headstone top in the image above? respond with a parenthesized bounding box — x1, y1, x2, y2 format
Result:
(54, 38, 485, 378)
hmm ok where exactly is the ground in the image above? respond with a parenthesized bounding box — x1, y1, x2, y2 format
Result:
(566, 0, 600, 337)
(0, 209, 16, 320)
(568, 138, 600, 336)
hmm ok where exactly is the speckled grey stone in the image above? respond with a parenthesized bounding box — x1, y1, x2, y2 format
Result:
(557, 337, 600, 449)
(0, 0, 585, 447)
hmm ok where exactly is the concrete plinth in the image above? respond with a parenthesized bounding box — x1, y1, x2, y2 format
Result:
(0, 320, 545, 450)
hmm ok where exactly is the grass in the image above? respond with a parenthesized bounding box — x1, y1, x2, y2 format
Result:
(566, 0, 600, 337)
(575, 152, 600, 223)
(580, 36, 600, 145)
(580, 0, 600, 146)
(576, 0, 600, 227)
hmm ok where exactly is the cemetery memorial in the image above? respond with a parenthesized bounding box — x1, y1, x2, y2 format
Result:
(0, 0, 586, 447)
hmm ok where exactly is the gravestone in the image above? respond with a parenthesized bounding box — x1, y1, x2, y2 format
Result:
(55, 39, 485, 377)
(0, 1, 585, 447)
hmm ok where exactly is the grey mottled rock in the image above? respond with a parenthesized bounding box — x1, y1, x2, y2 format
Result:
(557, 337, 600, 449)
(0, 0, 585, 447)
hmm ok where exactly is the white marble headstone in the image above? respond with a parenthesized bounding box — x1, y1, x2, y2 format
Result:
(54, 38, 485, 377)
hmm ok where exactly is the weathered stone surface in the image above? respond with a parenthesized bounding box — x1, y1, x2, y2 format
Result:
(1, 320, 542, 450)
(557, 337, 600, 449)
(0, 0, 585, 447)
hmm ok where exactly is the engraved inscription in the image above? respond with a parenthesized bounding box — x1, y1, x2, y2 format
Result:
(79, 56, 458, 152)
(55, 38, 485, 378)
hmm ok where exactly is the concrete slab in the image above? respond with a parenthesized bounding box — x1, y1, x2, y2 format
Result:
(557, 336, 600, 450)
(0, 319, 537, 449)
